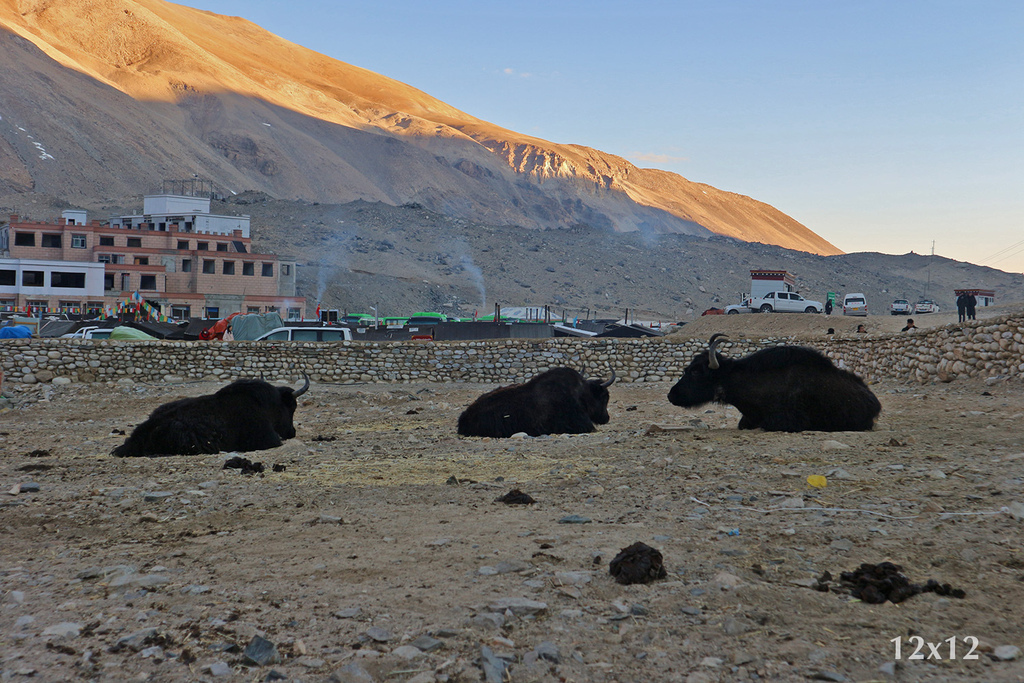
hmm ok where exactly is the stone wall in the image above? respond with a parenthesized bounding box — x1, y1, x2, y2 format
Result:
(3, 316, 1024, 386)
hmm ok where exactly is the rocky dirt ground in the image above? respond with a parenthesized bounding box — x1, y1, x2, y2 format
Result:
(2, 345, 1024, 683)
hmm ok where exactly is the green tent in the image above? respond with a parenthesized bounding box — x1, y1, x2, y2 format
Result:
(108, 326, 158, 340)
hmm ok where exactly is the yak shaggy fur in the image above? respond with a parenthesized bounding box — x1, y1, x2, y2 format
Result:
(112, 379, 303, 457)
(668, 344, 881, 432)
(458, 367, 613, 438)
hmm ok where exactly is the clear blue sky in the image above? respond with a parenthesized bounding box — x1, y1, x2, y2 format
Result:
(176, 0, 1024, 273)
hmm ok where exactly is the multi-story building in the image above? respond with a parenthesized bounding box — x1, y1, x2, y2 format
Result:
(0, 193, 305, 320)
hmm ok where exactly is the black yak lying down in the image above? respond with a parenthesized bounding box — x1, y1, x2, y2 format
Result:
(112, 376, 309, 457)
(458, 367, 615, 438)
(668, 334, 880, 432)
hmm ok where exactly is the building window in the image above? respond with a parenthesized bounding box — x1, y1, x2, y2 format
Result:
(242, 262, 254, 276)
(223, 261, 235, 275)
(266, 306, 278, 313)
(86, 302, 103, 316)
(41, 234, 62, 248)
(127, 237, 142, 248)
(120, 273, 130, 291)
(171, 305, 190, 319)
(140, 275, 157, 290)
(59, 301, 81, 312)
(283, 265, 291, 276)
(22, 271, 45, 287)
(71, 234, 87, 249)
(247, 306, 261, 314)
(28, 300, 48, 311)
(51, 271, 86, 289)
(98, 254, 125, 264)
(261, 263, 274, 277)
(216, 243, 228, 252)
(197, 242, 209, 251)
(134, 256, 149, 266)
(177, 240, 189, 250)
(182, 258, 192, 273)
(104, 274, 114, 290)
(0, 299, 15, 311)
(202, 260, 216, 274)
(14, 232, 35, 247)
(287, 307, 301, 321)
(205, 306, 219, 319)
(100, 236, 115, 246)
(0, 270, 14, 286)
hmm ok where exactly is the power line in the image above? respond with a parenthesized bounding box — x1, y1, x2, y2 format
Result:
(987, 242, 1024, 267)
(979, 237, 1024, 264)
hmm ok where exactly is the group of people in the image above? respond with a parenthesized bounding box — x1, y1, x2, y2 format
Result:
(956, 292, 977, 322)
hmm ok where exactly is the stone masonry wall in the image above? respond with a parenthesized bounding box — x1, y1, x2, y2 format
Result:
(3, 316, 1024, 387)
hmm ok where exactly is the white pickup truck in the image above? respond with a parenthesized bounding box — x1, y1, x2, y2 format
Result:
(746, 291, 823, 314)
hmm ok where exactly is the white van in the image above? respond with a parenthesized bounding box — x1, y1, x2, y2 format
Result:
(254, 326, 353, 341)
(842, 293, 868, 316)
(60, 326, 114, 339)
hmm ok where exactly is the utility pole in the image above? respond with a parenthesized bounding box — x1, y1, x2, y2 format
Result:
(924, 241, 935, 299)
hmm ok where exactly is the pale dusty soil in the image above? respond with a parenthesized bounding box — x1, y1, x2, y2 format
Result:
(671, 304, 1022, 342)
(2, 369, 1024, 683)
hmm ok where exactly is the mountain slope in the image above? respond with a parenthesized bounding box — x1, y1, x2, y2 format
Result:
(0, 0, 839, 255)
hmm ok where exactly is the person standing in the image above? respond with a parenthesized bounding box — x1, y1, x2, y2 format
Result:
(824, 298, 833, 315)
(956, 292, 968, 322)
(966, 293, 977, 321)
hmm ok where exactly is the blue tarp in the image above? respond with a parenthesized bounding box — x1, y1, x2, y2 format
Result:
(0, 325, 33, 339)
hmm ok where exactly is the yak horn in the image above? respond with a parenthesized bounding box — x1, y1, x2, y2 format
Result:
(707, 333, 729, 370)
(293, 372, 310, 398)
(600, 370, 616, 387)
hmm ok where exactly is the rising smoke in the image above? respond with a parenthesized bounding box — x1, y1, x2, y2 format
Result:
(461, 253, 486, 310)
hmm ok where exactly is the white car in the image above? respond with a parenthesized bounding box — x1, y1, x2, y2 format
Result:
(254, 326, 353, 341)
(725, 300, 753, 314)
(60, 326, 114, 339)
(751, 291, 823, 313)
(913, 300, 940, 314)
(890, 299, 911, 316)
(842, 293, 868, 316)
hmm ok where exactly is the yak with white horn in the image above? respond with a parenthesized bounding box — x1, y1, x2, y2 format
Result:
(668, 335, 880, 432)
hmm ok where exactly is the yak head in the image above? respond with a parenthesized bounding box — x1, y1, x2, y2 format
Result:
(269, 373, 310, 439)
(668, 334, 732, 407)
(583, 370, 617, 425)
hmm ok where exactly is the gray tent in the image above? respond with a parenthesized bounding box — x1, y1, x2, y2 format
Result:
(230, 313, 285, 340)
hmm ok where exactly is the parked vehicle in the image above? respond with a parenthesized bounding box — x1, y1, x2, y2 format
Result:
(60, 326, 114, 339)
(914, 300, 940, 314)
(725, 298, 753, 314)
(748, 291, 823, 314)
(254, 326, 353, 341)
(890, 299, 911, 316)
(842, 293, 868, 316)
